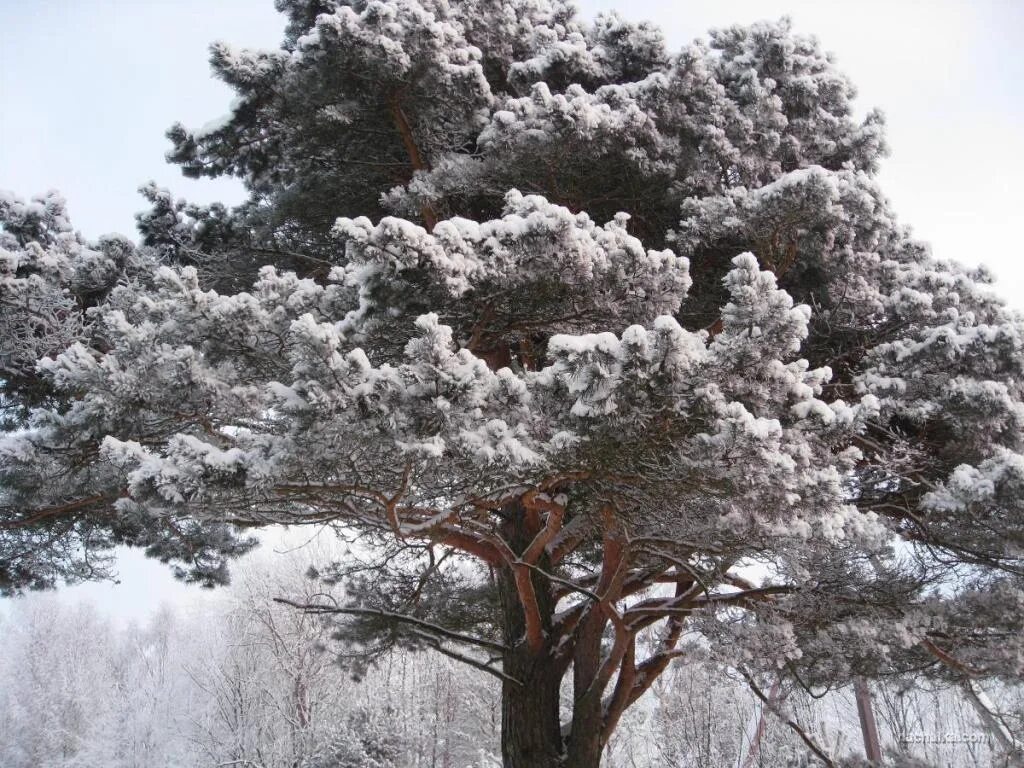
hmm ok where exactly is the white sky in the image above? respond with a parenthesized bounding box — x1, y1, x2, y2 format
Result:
(1, 0, 1021, 621)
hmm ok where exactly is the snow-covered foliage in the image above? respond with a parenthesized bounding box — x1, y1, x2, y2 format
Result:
(0, 193, 256, 592)
(3, 2, 1023, 766)
(0, 191, 140, 414)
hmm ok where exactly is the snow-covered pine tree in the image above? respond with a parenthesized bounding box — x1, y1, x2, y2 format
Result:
(0, 191, 134, 417)
(0, 192, 255, 590)
(3, 2, 1023, 766)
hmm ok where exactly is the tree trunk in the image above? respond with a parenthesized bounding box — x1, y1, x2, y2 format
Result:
(497, 500, 567, 768)
(563, 706, 603, 768)
(563, 597, 607, 768)
(501, 643, 565, 768)
(854, 677, 882, 765)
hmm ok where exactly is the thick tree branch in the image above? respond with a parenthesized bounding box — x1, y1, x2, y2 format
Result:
(0, 494, 109, 529)
(435, 528, 503, 565)
(512, 563, 546, 653)
(600, 632, 636, 743)
(521, 490, 565, 565)
(621, 581, 690, 710)
(387, 92, 437, 230)
(624, 585, 794, 623)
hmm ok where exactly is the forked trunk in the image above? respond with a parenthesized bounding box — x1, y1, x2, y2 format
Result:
(497, 501, 567, 768)
(495, 497, 618, 768)
(499, 651, 607, 768)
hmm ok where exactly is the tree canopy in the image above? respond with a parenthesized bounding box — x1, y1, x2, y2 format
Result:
(2, 2, 1022, 766)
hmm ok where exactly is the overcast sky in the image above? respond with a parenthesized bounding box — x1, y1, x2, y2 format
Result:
(1, 0, 1021, 621)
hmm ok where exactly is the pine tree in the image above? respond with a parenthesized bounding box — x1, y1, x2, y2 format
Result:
(0, 190, 136, 417)
(2, 3, 1023, 766)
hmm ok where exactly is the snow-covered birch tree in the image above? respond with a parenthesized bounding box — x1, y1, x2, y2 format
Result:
(2, 2, 1023, 767)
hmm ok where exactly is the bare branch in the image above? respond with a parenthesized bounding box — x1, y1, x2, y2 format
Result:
(739, 669, 836, 768)
(272, 597, 507, 653)
(407, 629, 522, 687)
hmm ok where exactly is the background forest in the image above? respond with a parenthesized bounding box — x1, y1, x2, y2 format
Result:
(2, 546, 1021, 768)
